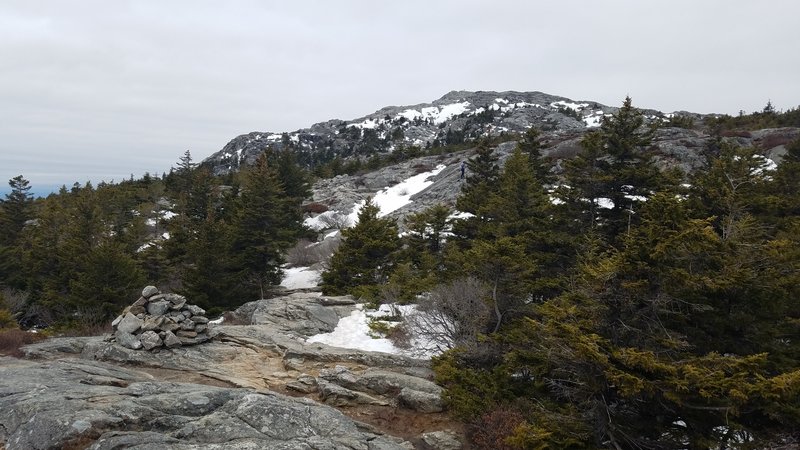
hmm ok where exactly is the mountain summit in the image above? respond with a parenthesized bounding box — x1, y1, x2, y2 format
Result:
(202, 90, 666, 175)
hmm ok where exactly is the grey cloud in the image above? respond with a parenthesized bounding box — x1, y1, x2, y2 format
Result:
(1, 0, 798, 188)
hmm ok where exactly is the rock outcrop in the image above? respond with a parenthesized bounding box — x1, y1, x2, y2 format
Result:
(111, 286, 215, 351)
(0, 357, 411, 449)
(12, 288, 464, 448)
(202, 90, 614, 177)
(231, 292, 356, 336)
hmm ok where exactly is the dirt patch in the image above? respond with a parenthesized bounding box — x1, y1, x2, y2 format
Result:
(343, 405, 470, 447)
(136, 366, 239, 388)
(276, 383, 469, 448)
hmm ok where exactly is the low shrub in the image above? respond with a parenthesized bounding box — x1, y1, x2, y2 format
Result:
(0, 328, 46, 357)
(470, 407, 527, 450)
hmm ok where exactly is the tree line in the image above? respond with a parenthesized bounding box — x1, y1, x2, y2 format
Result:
(0, 150, 311, 329)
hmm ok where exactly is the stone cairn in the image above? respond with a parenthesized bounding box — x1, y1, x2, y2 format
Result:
(111, 285, 215, 351)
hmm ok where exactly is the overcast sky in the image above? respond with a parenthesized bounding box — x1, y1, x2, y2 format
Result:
(2, 0, 799, 192)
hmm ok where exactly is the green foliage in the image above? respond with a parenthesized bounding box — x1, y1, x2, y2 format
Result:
(1, 149, 311, 328)
(0, 175, 35, 289)
(0, 308, 16, 329)
(558, 97, 675, 241)
(322, 198, 400, 296)
(229, 153, 306, 300)
(433, 350, 509, 419)
(434, 97, 800, 449)
(706, 103, 800, 134)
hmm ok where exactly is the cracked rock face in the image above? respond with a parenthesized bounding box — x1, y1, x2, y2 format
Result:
(0, 357, 410, 450)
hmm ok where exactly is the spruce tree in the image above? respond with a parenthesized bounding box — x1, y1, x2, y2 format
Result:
(229, 153, 303, 300)
(321, 197, 400, 296)
(516, 127, 553, 184)
(0, 176, 34, 288)
(560, 97, 671, 241)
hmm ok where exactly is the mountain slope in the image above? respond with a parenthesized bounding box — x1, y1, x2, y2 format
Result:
(202, 90, 654, 175)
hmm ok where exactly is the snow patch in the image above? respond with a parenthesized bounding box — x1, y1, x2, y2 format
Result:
(396, 102, 471, 125)
(583, 111, 605, 128)
(306, 304, 400, 353)
(551, 100, 589, 111)
(345, 164, 447, 226)
(596, 198, 614, 209)
(372, 165, 446, 217)
(306, 303, 438, 357)
(280, 266, 321, 290)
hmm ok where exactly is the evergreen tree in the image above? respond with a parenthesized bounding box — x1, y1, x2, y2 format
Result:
(452, 141, 501, 242)
(0, 175, 34, 288)
(272, 149, 312, 203)
(181, 213, 236, 314)
(321, 198, 400, 297)
(229, 153, 303, 300)
(516, 127, 553, 185)
(559, 97, 673, 241)
(67, 241, 145, 321)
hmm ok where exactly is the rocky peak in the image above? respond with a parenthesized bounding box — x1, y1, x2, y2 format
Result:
(201, 90, 626, 177)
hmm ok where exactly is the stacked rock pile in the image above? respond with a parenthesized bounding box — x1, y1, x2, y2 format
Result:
(111, 285, 215, 351)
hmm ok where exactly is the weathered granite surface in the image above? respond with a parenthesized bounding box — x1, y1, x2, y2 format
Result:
(0, 357, 411, 450)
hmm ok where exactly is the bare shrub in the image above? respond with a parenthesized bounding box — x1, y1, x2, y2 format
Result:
(286, 236, 342, 268)
(62, 306, 113, 336)
(759, 133, 794, 150)
(470, 406, 527, 450)
(0, 328, 46, 357)
(0, 288, 53, 328)
(318, 211, 352, 230)
(286, 239, 320, 267)
(405, 277, 491, 353)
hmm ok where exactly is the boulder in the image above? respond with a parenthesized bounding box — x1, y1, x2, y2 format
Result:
(163, 331, 182, 348)
(166, 293, 186, 310)
(139, 331, 162, 351)
(421, 430, 462, 450)
(317, 380, 388, 407)
(141, 285, 159, 298)
(114, 330, 142, 350)
(185, 304, 206, 316)
(146, 300, 171, 316)
(234, 292, 355, 336)
(399, 387, 444, 413)
(358, 368, 442, 395)
(140, 315, 165, 332)
(116, 313, 143, 334)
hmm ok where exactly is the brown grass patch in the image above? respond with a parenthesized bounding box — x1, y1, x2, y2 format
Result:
(303, 202, 329, 214)
(0, 328, 47, 357)
(721, 130, 752, 138)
